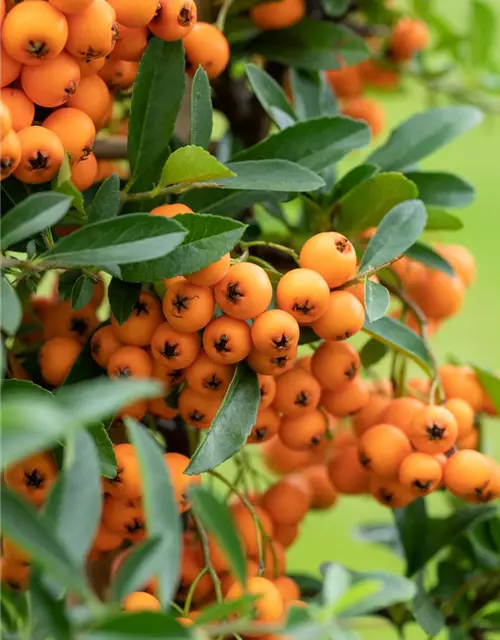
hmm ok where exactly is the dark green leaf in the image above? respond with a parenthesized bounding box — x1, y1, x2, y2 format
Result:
(353, 522, 402, 555)
(470, 0, 496, 66)
(48, 430, 101, 567)
(298, 325, 320, 345)
(472, 365, 500, 415)
(362, 316, 433, 375)
(0, 278, 22, 336)
(87, 423, 117, 478)
(108, 279, 141, 324)
(321, 0, 349, 17)
(359, 200, 427, 276)
(190, 486, 247, 584)
(245, 63, 296, 128)
(364, 279, 390, 323)
(128, 38, 186, 192)
(58, 269, 81, 301)
(52, 155, 85, 214)
(359, 338, 389, 369)
(194, 594, 257, 625)
(120, 214, 246, 282)
(405, 172, 475, 208)
(81, 612, 189, 640)
(190, 67, 213, 150)
(290, 69, 337, 120)
(42, 215, 186, 268)
(250, 20, 369, 70)
(63, 332, 105, 385)
(287, 573, 323, 599)
(394, 500, 428, 576)
(186, 363, 260, 474)
(322, 564, 351, 607)
(87, 174, 121, 223)
(406, 242, 454, 277)
(111, 536, 164, 602)
(220, 160, 325, 192)
(182, 186, 278, 216)
(332, 164, 379, 201)
(425, 207, 464, 231)
(367, 107, 483, 171)
(160, 145, 234, 188)
(1, 193, 71, 250)
(412, 572, 445, 637)
(29, 570, 71, 640)
(0, 486, 89, 595)
(71, 276, 93, 311)
(125, 419, 182, 606)
(336, 173, 418, 233)
(232, 117, 369, 173)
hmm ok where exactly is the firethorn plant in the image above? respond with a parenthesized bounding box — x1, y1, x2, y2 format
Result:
(1, 0, 500, 638)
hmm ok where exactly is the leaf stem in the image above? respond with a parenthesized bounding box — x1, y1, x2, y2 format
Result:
(215, 0, 235, 31)
(342, 254, 404, 288)
(119, 180, 223, 202)
(241, 241, 300, 265)
(191, 510, 224, 605)
(183, 567, 208, 615)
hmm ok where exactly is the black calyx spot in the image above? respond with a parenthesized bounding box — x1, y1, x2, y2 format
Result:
(272, 333, 290, 350)
(413, 479, 433, 492)
(125, 517, 144, 534)
(254, 427, 267, 441)
(24, 468, 44, 489)
(116, 366, 132, 378)
(161, 341, 179, 359)
(345, 362, 357, 380)
(292, 300, 313, 315)
(91, 340, 101, 355)
(271, 355, 289, 368)
(379, 488, 393, 504)
(214, 334, 230, 353)
(204, 374, 222, 390)
(28, 151, 48, 171)
(133, 301, 149, 316)
(71, 316, 89, 336)
(168, 369, 183, 384)
(426, 423, 446, 441)
(226, 282, 244, 303)
(294, 390, 310, 407)
(189, 410, 204, 422)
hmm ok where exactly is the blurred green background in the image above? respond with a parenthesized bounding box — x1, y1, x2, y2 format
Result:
(285, 2, 500, 637)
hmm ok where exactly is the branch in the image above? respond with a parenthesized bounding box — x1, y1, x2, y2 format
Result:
(191, 510, 223, 604)
(119, 181, 223, 202)
(93, 136, 128, 160)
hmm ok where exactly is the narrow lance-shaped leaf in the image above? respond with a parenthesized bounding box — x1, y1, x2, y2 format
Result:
(289, 69, 337, 121)
(108, 279, 142, 325)
(322, 564, 352, 608)
(404, 171, 475, 208)
(364, 279, 390, 323)
(29, 570, 72, 640)
(472, 365, 500, 414)
(71, 276, 93, 311)
(190, 67, 213, 150)
(80, 612, 190, 640)
(87, 174, 121, 223)
(359, 338, 388, 369)
(426, 207, 464, 231)
(87, 423, 117, 479)
(0, 277, 22, 336)
(412, 572, 445, 637)
(186, 363, 260, 475)
(405, 242, 454, 277)
(111, 536, 164, 602)
(52, 154, 85, 214)
(219, 160, 325, 192)
(245, 63, 297, 129)
(160, 145, 235, 188)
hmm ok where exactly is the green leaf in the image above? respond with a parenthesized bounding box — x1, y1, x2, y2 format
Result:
(56, 378, 162, 426)
(191, 67, 213, 150)
(125, 419, 182, 607)
(87, 423, 117, 478)
(405, 172, 475, 208)
(364, 279, 390, 323)
(128, 38, 186, 192)
(245, 63, 297, 129)
(394, 500, 428, 576)
(362, 316, 433, 375)
(71, 276, 93, 311)
(332, 164, 379, 201)
(353, 522, 401, 555)
(121, 214, 245, 282)
(287, 573, 323, 599)
(367, 107, 483, 171)
(0, 193, 71, 250)
(87, 174, 121, 223)
(111, 536, 164, 602)
(358, 200, 427, 276)
(63, 332, 105, 385)
(336, 173, 418, 234)
(186, 363, 260, 475)
(108, 279, 141, 324)
(406, 242, 454, 277)
(322, 564, 351, 607)
(29, 570, 71, 640)
(52, 155, 85, 214)
(80, 612, 190, 640)
(58, 269, 81, 301)
(0, 486, 89, 595)
(251, 20, 369, 70)
(470, 0, 496, 66)
(221, 159, 325, 192)
(42, 215, 186, 268)
(182, 188, 273, 217)
(425, 207, 464, 231)
(232, 116, 370, 173)
(194, 594, 258, 625)
(160, 145, 235, 188)
(47, 430, 102, 567)
(190, 485, 247, 585)
(472, 365, 500, 415)
(0, 278, 22, 336)
(290, 69, 337, 121)
(321, 0, 349, 17)
(359, 338, 389, 369)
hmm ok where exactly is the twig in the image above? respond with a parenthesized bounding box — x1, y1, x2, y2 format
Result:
(215, 0, 235, 31)
(242, 241, 300, 265)
(183, 567, 208, 615)
(191, 510, 224, 604)
(120, 181, 224, 202)
(340, 254, 404, 288)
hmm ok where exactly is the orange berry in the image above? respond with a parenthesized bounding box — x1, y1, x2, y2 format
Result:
(43, 299, 98, 343)
(122, 591, 161, 612)
(230, 503, 274, 556)
(48, 0, 94, 13)
(178, 386, 221, 428)
(186, 253, 231, 286)
(274, 576, 300, 603)
(148, 396, 178, 420)
(444, 398, 474, 440)
(359, 424, 412, 478)
(149, 0, 197, 41)
(39, 336, 82, 386)
(326, 63, 363, 99)
(390, 17, 429, 62)
(0, 557, 30, 592)
(379, 397, 424, 434)
(391, 256, 426, 286)
(65, 0, 118, 61)
(398, 452, 442, 496)
(4, 452, 57, 506)
(359, 58, 399, 89)
(352, 393, 391, 437)
(256, 374, 275, 409)
(321, 376, 369, 418)
(103, 496, 145, 540)
(151, 322, 200, 370)
(435, 244, 476, 287)
(408, 270, 465, 321)
(150, 203, 193, 217)
(227, 577, 284, 622)
(0, 88, 34, 132)
(93, 526, 127, 556)
(150, 359, 184, 391)
(0, 128, 21, 180)
(43, 107, 95, 163)
(214, 263, 272, 320)
(251, 309, 300, 355)
(346, 274, 379, 308)
(248, 407, 281, 444)
(2, 1, 68, 65)
(71, 151, 98, 190)
(66, 74, 112, 127)
(247, 346, 298, 376)
(107, 0, 158, 28)
(185, 350, 234, 396)
(1, 45, 22, 87)
(111, 291, 163, 347)
(21, 52, 80, 108)
(299, 232, 357, 288)
(2, 538, 31, 565)
(457, 430, 479, 450)
(295, 355, 312, 373)
(178, 539, 213, 604)
(14, 125, 65, 184)
(341, 97, 385, 137)
(327, 444, 369, 495)
(311, 340, 360, 391)
(408, 405, 458, 454)
(261, 435, 329, 475)
(250, 0, 305, 30)
(439, 364, 483, 412)
(272, 368, 321, 416)
(260, 539, 286, 579)
(103, 443, 142, 500)
(260, 475, 311, 526)
(202, 315, 252, 365)
(107, 345, 153, 379)
(164, 452, 201, 512)
(99, 58, 138, 92)
(276, 268, 330, 324)
(112, 24, 148, 61)
(300, 464, 338, 509)
(183, 22, 229, 79)
(369, 476, 415, 508)
(273, 522, 299, 548)
(75, 55, 106, 77)
(443, 449, 492, 501)
(162, 280, 214, 333)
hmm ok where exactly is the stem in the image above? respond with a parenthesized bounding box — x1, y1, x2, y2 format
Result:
(215, 0, 235, 31)
(191, 510, 223, 604)
(341, 254, 404, 288)
(119, 181, 224, 202)
(242, 241, 300, 265)
(247, 255, 277, 271)
(183, 567, 208, 615)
